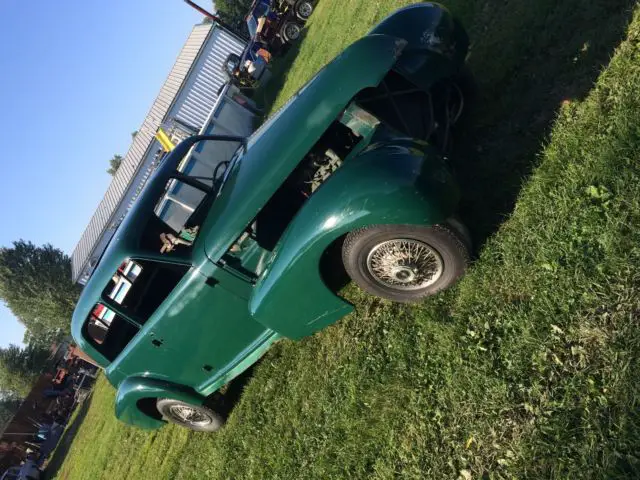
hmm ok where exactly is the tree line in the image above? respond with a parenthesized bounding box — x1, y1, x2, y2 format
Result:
(0, 240, 79, 419)
(214, 0, 252, 36)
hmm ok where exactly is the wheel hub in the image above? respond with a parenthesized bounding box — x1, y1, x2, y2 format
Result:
(298, 2, 313, 17)
(390, 265, 416, 283)
(367, 239, 443, 290)
(169, 405, 212, 427)
(285, 24, 300, 39)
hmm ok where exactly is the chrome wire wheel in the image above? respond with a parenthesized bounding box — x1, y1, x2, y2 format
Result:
(168, 404, 214, 427)
(297, 1, 313, 18)
(343, 224, 469, 303)
(366, 239, 444, 291)
(157, 398, 224, 432)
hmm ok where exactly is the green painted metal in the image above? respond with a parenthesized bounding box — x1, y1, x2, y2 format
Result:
(69, 3, 469, 430)
(106, 268, 272, 390)
(70, 137, 223, 369)
(114, 376, 205, 429)
(198, 331, 282, 397)
(250, 133, 460, 339)
(368, 3, 469, 90)
(198, 33, 406, 266)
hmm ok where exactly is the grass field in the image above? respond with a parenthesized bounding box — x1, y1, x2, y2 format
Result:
(52, 0, 640, 478)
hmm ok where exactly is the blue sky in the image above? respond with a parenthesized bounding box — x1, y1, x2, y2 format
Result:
(0, 1, 205, 347)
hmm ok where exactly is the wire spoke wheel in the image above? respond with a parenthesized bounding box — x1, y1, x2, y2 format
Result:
(342, 224, 470, 303)
(156, 398, 224, 432)
(366, 239, 443, 290)
(168, 404, 213, 427)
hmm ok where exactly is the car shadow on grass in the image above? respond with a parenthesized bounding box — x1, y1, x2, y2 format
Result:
(204, 364, 261, 419)
(42, 395, 94, 480)
(450, 0, 637, 248)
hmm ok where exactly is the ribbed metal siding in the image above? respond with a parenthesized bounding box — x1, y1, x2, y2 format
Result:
(171, 28, 245, 129)
(70, 23, 214, 282)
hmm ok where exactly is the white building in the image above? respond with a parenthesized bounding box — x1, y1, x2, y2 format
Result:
(71, 22, 246, 285)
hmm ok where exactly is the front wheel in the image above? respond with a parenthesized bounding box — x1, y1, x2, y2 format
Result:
(342, 224, 470, 303)
(156, 398, 224, 432)
(281, 21, 302, 43)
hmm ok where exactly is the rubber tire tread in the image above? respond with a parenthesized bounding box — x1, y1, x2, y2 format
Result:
(295, 0, 313, 20)
(341, 224, 469, 303)
(156, 398, 224, 433)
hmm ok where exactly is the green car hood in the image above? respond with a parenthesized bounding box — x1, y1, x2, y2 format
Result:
(200, 34, 406, 263)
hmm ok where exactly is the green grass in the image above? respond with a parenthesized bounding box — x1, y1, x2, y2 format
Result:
(54, 0, 640, 478)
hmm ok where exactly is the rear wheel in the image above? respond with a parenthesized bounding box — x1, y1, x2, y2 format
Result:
(156, 398, 224, 432)
(342, 224, 470, 303)
(281, 21, 302, 43)
(295, 1, 314, 20)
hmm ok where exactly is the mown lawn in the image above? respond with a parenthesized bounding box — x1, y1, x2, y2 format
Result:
(53, 0, 640, 478)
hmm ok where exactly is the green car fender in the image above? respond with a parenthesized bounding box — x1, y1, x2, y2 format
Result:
(200, 34, 408, 266)
(114, 376, 206, 430)
(249, 138, 460, 340)
(369, 2, 470, 90)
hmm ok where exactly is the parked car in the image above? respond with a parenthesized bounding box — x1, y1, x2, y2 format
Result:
(71, 3, 472, 433)
(246, 0, 314, 50)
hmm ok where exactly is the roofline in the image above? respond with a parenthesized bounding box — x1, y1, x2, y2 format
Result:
(212, 20, 249, 44)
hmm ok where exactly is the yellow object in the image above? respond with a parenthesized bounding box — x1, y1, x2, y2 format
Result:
(156, 128, 176, 152)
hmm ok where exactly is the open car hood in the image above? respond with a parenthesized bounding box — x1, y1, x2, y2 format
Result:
(200, 34, 406, 263)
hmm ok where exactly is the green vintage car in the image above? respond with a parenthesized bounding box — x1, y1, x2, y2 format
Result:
(71, 3, 472, 432)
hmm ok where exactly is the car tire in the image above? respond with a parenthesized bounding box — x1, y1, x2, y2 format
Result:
(281, 21, 302, 43)
(342, 224, 470, 303)
(156, 398, 224, 432)
(295, 0, 314, 20)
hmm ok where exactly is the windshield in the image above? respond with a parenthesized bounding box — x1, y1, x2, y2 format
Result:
(247, 16, 258, 37)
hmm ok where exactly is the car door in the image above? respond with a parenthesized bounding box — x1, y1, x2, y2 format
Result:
(103, 157, 273, 392)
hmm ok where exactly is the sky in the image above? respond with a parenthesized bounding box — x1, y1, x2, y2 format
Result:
(0, 0, 204, 347)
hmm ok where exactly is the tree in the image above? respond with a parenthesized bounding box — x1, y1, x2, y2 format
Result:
(0, 241, 80, 342)
(107, 154, 123, 176)
(0, 344, 49, 397)
(214, 0, 252, 35)
(0, 392, 22, 428)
